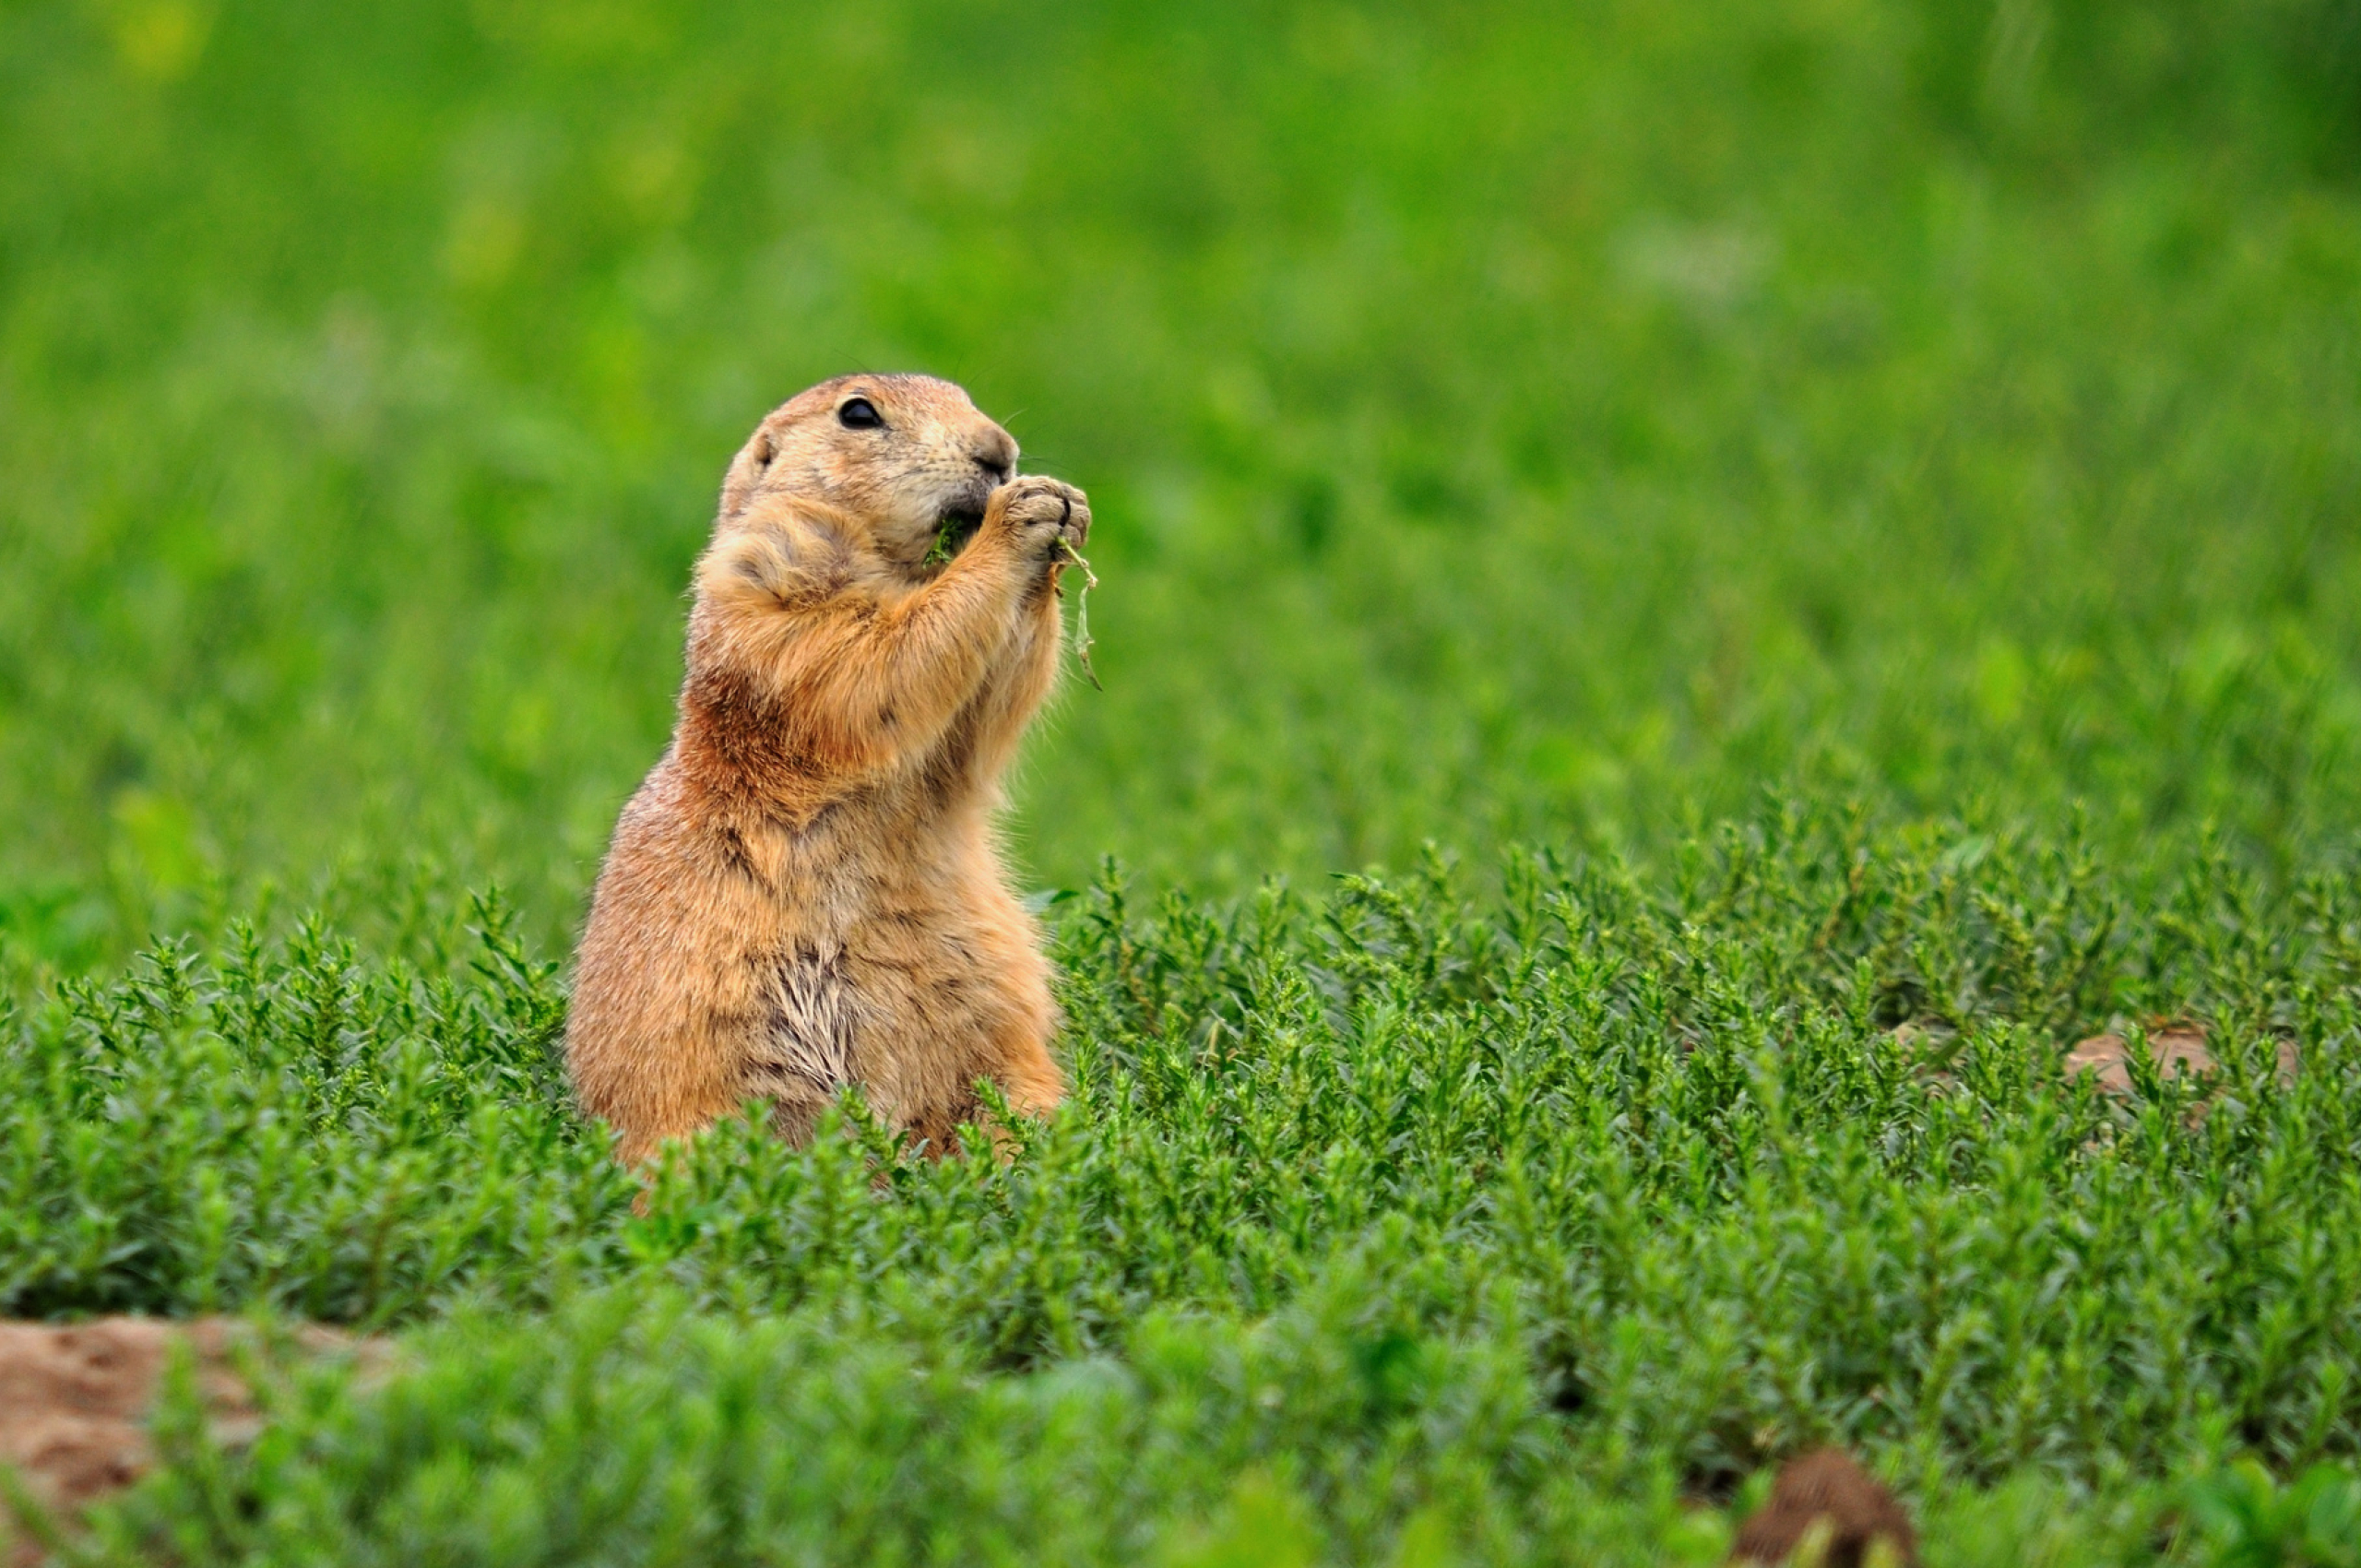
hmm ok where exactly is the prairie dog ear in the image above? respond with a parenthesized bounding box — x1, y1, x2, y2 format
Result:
(717, 427, 778, 526)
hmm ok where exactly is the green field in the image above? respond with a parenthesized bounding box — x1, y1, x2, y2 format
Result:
(6, 0, 2361, 1561)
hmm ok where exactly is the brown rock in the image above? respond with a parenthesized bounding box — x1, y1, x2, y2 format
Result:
(1730, 1448, 1918, 1567)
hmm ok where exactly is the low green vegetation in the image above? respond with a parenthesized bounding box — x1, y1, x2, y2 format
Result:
(5, 0, 2361, 1560)
(13, 817, 2361, 1559)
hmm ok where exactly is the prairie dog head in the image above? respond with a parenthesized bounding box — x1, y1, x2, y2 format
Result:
(718, 374, 1019, 568)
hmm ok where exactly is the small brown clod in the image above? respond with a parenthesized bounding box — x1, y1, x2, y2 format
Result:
(1729, 1448, 1918, 1567)
(2063, 1023, 2216, 1096)
(2062, 1021, 2298, 1131)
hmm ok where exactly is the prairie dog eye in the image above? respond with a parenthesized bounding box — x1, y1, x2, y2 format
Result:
(837, 397, 884, 430)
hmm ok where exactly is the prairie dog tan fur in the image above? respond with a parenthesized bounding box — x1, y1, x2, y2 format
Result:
(566, 374, 1087, 1164)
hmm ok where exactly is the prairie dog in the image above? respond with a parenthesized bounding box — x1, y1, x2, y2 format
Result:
(566, 374, 1088, 1164)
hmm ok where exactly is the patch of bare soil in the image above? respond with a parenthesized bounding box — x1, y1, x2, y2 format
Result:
(0, 1318, 380, 1566)
(1730, 1447, 1919, 1566)
(2064, 1021, 2299, 1123)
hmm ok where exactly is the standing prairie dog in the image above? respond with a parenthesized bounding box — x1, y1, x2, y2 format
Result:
(566, 374, 1088, 1165)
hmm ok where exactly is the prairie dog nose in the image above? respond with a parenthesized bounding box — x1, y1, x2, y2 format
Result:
(970, 429, 1017, 483)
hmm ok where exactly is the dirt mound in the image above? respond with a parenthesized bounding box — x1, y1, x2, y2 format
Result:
(0, 1318, 377, 1566)
(1731, 1447, 1918, 1566)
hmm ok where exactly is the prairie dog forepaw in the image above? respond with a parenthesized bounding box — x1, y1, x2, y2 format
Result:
(987, 476, 1091, 557)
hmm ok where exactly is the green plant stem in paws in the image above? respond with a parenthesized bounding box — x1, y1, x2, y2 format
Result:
(1057, 538, 1101, 690)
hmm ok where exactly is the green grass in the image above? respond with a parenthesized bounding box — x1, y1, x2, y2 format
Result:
(6, 0, 2361, 1560)
(5, 0, 2361, 956)
(11, 824, 2361, 1560)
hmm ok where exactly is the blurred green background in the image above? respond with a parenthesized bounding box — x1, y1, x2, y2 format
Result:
(2, 0, 2357, 962)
